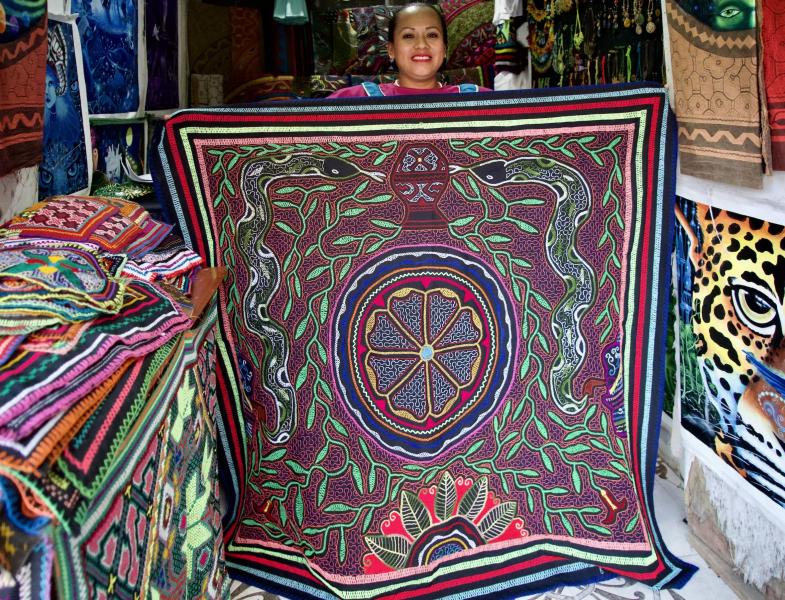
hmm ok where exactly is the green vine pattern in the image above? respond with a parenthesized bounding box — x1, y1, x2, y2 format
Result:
(231, 135, 635, 561)
(206, 141, 397, 369)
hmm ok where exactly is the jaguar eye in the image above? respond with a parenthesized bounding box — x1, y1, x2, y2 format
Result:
(730, 280, 780, 337)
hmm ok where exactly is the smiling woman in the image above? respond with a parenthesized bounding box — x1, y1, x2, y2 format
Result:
(328, 3, 490, 97)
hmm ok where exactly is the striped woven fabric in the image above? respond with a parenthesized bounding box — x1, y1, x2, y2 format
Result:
(153, 84, 694, 598)
(0, 280, 191, 470)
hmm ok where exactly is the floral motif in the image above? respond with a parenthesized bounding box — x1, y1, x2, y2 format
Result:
(364, 472, 524, 572)
(364, 287, 482, 424)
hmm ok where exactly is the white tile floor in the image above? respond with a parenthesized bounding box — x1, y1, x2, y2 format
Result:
(229, 462, 740, 600)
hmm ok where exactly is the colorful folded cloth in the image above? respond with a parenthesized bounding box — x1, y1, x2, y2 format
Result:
(0, 476, 51, 575)
(0, 280, 191, 443)
(0, 240, 128, 313)
(122, 237, 203, 282)
(1, 195, 173, 259)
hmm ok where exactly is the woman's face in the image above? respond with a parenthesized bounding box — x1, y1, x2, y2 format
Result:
(387, 6, 446, 88)
(45, 71, 58, 109)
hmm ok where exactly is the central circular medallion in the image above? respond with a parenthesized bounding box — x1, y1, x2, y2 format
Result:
(333, 248, 515, 458)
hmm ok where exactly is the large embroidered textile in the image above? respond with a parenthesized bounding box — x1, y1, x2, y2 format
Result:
(664, 0, 763, 188)
(675, 197, 785, 509)
(153, 84, 693, 597)
(762, 1, 785, 171)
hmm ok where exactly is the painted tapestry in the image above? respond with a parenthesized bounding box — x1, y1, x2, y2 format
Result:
(71, 0, 140, 116)
(675, 197, 785, 509)
(145, 0, 180, 111)
(39, 15, 91, 200)
(0, 1, 47, 176)
(152, 85, 694, 598)
(665, 0, 763, 188)
(90, 120, 146, 184)
(762, 0, 785, 171)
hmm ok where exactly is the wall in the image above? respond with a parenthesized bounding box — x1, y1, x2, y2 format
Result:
(660, 0, 785, 593)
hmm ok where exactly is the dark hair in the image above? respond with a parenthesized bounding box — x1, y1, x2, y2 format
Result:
(387, 3, 448, 48)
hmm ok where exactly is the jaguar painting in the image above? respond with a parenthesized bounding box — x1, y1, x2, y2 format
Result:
(676, 198, 785, 508)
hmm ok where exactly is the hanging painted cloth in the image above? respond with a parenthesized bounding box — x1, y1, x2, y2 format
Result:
(273, 0, 309, 25)
(145, 0, 181, 111)
(70, 0, 142, 116)
(39, 15, 92, 200)
(665, 0, 763, 188)
(762, 0, 785, 171)
(0, 6, 47, 177)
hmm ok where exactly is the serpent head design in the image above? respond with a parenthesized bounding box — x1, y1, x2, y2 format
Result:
(458, 155, 596, 415)
(237, 152, 385, 443)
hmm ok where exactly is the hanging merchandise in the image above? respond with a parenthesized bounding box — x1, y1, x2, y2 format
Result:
(0, 1, 47, 177)
(229, 7, 265, 91)
(494, 17, 527, 76)
(527, 0, 664, 88)
(273, 0, 309, 25)
(441, 0, 497, 69)
(145, 0, 181, 111)
(762, 0, 785, 171)
(39, 14, 92, 201)
(527, 0, 555, 74)
(71, 0, 144, 117)
(665, 0, 763, 188)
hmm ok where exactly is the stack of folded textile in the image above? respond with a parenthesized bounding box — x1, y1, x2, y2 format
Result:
(0, 194, 206, 597)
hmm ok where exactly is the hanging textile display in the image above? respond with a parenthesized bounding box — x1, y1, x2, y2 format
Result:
(527, 0, 664, 89)
(675, 197, 785, 510)
(273, 0, 309, 25)
(71, 0, 143, 116)
(664, 0, 762, 188)
(145, 0, 181, 111)
(39, 14, 92, 201)
(441, 0, 496, 68)
(0, 2, 47, 177)
(90, 119, 147, 185)
(762, 0, 785, 172)
(264, 3, 314, 77)
(346, 6, 395, 75)
(229, 7, 265, 92)
(188, 0, 231, 95)
(152, 84, 694, 598)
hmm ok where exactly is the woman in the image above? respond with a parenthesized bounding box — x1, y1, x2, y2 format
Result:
(329, 2, 490, 98)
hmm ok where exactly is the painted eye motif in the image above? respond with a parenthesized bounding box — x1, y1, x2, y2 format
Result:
(730, 280, 780, 337)
(718, 7, 741, 18)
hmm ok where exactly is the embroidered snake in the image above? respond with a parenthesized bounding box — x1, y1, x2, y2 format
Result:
(239, 154, 384, 442)
(452, 156, 596, 415)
